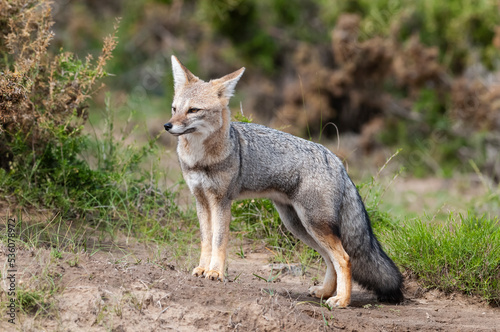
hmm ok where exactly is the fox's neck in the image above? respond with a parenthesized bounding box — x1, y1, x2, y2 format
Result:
(178, 108, 232, 168)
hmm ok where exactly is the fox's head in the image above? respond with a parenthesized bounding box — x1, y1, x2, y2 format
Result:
(164, 56, 245, 137)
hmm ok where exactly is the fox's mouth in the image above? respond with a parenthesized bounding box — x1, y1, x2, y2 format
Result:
(169, 128, 196, 136)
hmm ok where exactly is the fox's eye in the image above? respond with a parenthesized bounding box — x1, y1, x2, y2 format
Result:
(187, 108, 200, 114)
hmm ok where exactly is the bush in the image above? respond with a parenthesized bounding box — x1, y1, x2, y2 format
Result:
(0, 0, 118, 171)
(0, 0, 180, 232)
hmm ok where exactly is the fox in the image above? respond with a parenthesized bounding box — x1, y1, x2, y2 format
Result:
(163, 55, 404, 308)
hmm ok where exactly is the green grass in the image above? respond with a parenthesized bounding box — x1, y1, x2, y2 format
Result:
(362, 171, 500, 306)
(231, 198, 322, 268)
(17, 289, 46, 314)
(378, 213, 500, 305)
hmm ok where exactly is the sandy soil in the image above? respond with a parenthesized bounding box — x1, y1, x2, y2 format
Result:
(1, 240, 498, 332)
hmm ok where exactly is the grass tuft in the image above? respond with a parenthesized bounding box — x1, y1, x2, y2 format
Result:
(380, 212, 500, 305)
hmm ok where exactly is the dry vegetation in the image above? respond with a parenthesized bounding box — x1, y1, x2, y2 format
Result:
(273, 13, 446, 136)
(0, 0, 118, 170)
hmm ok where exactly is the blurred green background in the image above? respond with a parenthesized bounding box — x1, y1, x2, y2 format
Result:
(47, 0, 500, 181)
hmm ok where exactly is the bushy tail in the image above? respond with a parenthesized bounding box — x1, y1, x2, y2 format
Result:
(339, 181, 404, 303)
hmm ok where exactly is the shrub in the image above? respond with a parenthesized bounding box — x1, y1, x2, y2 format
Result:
(0, 0, 118, 170)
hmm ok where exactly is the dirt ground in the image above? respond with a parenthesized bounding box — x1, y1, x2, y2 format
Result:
(1, 238, 498, 332)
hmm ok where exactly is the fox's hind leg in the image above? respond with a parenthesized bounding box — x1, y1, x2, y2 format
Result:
(318, 234, 352, 308)
(274, 203, 337, 299)
(293, 204, 352, 308)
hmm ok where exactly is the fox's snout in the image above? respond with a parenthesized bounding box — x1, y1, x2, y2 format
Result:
(163, 121, 195, 136)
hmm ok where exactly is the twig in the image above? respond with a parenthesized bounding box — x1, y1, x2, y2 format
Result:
(155, 306, 170, 321)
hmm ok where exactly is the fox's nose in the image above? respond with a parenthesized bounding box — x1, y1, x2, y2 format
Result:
(164, 123, 173, 131)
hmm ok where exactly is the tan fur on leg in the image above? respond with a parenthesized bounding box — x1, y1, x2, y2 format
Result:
(206, 199, 231, 282)
(192, 192, 212, 277)
(323, 235, 351, 308)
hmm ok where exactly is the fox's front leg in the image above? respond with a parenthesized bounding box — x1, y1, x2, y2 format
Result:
(205, 199, 232, 281)
(192, 195, 212, 277)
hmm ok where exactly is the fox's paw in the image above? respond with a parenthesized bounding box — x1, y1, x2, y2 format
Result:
(192, 266, 206, 277)
(309, 285, 335, 299)
(325, 295, 350, 309)
(205, 270, 223, 281)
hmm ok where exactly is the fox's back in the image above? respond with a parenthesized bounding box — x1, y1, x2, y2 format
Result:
(232, 121, 345, 172)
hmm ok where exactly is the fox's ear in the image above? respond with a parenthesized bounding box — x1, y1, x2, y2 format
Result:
(212, 67, 245, 99)
(171, 55, 200, 92)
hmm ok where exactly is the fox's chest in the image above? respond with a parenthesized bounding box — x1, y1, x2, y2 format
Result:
(184, 171, 213, 190)
(177, 133, 240, 197)
(180, 156, 239, 199)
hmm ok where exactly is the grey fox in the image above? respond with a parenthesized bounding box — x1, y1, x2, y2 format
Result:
(164, 56, 403, 308)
